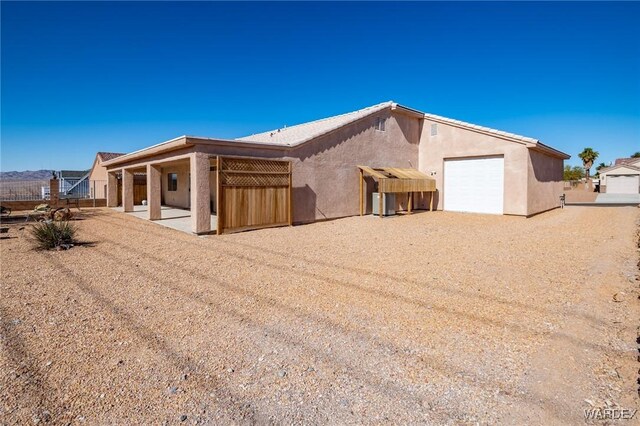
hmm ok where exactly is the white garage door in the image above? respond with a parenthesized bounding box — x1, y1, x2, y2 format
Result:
(444, 156, 504, 214)
(607, 175, 639, 194)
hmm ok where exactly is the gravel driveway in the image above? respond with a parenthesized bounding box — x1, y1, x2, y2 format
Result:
(1, 206, 638, 424)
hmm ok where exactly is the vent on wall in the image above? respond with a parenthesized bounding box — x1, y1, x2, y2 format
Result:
(431, 123, 438, 136)
(375, 117, 386, 132)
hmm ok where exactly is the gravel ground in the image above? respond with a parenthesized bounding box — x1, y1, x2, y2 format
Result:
(1, 206, 639, 425)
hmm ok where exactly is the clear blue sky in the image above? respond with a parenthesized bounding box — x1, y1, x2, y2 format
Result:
(1, 1, 639, 171)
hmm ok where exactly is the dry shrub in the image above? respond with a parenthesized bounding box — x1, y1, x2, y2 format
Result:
(30, 220, 77, 250)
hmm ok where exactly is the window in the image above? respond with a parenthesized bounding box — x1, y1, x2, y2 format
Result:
(167, 173, 178, 191)
(431, 123, 438, 136)
(375, 117, 386, 132)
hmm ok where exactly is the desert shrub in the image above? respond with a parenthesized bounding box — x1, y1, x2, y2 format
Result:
(30, 220, 77, 250)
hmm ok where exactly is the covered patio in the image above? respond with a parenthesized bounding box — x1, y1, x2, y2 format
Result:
(104, 141, 292, 235)
(112, 205, 217, 234)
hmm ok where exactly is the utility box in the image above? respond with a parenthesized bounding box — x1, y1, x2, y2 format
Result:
(372, 192, 396, 216)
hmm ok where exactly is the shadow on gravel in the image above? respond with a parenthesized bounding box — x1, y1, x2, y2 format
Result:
(82, 215, 579, 422)
(43, 254, 268, 424)
(0, 305, 61, 422)
(91, 214, 616, 357)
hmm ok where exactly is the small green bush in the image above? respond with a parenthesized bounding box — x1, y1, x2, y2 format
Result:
(30, 220, 77, 250)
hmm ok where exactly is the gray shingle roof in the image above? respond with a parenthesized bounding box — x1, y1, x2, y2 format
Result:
(59, 170, 90, 179)
(236, 101, 394, 146)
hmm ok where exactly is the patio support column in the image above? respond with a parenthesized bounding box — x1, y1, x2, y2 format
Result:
(123, 168, 134, 212)
(190, 152, 211, 234)
(107, 172, 118, 207)
(147, 164, 161, 220)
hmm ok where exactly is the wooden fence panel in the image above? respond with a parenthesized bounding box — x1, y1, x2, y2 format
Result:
(218, 156, 291, 234)
(117, 180, 147, 205)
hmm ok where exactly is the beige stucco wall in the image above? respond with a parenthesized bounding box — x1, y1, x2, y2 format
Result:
(191, 110, 421, 223)
(287, 110, 421, 222)
(161, 163, 190, 208)
(89, 157, 109, 199)
(418, 119, 530, 216)
(526, 149, 564, 215)
(105, 108, 566, 222)
(159, 162, 217, 211)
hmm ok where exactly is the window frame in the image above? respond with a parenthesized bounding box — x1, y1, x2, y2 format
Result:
(167, 173, 178, 191)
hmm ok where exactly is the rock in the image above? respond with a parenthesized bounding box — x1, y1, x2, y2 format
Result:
(227, 368, 234, 373)
(277, 369, 287, 378)
(34, 204, 50, 212)
(180, 414, 187, 422)
(53, 208, 73, 221)
(167, 387, 178, 395)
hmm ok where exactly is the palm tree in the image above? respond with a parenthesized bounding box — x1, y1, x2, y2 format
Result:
(578, 148, 599, 181)
(594, 162, 607, 177)
(632, 152, 640, 158)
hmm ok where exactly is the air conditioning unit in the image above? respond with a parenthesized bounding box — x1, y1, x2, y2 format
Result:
(372, 192, 396, 216)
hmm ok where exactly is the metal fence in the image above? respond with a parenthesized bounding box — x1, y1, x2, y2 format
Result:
(0, 180, 49, 201)
(0, 179, 108, 201)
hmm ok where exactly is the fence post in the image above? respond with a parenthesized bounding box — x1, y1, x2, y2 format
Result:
(49, 178, 59, 208)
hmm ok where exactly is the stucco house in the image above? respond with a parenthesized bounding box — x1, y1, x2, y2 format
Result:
(102, 101, 569, 234)
(89, 152, 125, 199)
(89, 151, 148, 203)
(598, 157, 640, 194)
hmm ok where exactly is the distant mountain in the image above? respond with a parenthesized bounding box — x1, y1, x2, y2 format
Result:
(0, 170, 54, 181)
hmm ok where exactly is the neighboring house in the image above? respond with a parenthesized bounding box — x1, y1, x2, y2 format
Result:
(102, 101, 569, 234)
(615, 157, 640, 166)
(599, 157, 640, 194)
(58, 170, 90, 197)
(89, 151, 147, 203)
(89, 152, 125, 199)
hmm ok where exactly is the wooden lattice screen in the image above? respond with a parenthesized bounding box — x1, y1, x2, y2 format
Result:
(217, 156, 292, 234)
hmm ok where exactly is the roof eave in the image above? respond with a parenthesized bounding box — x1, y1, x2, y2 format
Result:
(528, 142, 571, 160)
(391, 103, 425, 119)
(185, 136, 290, 151)
(102, 136, 190, 167)
(600, 164, 640, 174)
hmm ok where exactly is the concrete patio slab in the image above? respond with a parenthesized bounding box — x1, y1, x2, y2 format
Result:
(112, 205, 217, 234)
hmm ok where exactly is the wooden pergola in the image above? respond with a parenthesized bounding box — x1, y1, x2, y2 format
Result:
(357, 166, 437, 217)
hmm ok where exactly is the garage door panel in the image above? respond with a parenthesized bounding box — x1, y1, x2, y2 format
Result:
(607, 175, 639, 194)
(444, 157, 504, 214)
